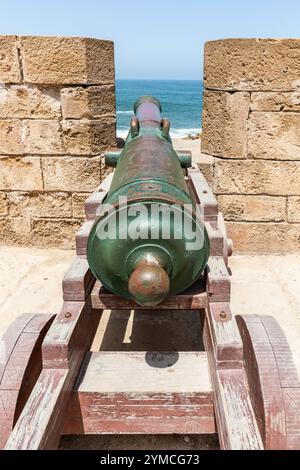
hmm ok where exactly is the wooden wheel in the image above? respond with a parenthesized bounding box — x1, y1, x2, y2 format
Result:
(0, 313, 55, 449)
(237, 314, 300, 450)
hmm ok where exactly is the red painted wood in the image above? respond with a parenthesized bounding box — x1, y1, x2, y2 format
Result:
(62, 256, 95, 302)
(282, 388, 300, 449)
(75, 220, 94, 256)
(203, 318, 263, 449)
(206, 256, 231, 302)
(42, 299, 101, 369)
(0, 313, 55, 449)
(187, 168, 218, 225)
(91, 278, 208, 310)
(236, 315, 290, 449)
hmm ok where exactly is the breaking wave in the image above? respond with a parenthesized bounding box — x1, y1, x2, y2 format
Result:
(117, 128, 201, 140)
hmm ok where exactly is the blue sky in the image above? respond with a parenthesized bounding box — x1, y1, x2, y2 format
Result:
(1, 0, 300, 79)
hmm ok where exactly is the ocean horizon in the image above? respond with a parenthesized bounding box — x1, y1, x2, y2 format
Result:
(116, 79, 203, 139)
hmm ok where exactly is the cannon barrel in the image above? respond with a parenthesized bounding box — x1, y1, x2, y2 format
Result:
(87, 96, 209, 306)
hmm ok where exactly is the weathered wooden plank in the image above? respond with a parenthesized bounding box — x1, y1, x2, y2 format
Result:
(63, 351, 215, 435)
(207, 256, 231, 302)
(62, 256, 95, 301)
(76, 351, 212, 393)
(91, 279, 208, 310)
(217, 212, 233, 266)
(0, 313, 38, 382)
(75, 220, 94, 256)
(206, 303, 243, 363)
(6, 297, 100, 449)
(236, 315, 288, 449)
(259, 316, 300, 388)
(282, 388, 300, 450)
(0, 390, 19, 449)
(203, 319, 263, 450)
(187, 168, 218, 225)
(84, 172, 113, 220)
(205, 223, 224, 257)
(42, 300, 101, 369)
(5, 369, 68, 450)
(0, 314, 55, 449)
(64, 402, 215, 435)
(1, 314, 54, 389)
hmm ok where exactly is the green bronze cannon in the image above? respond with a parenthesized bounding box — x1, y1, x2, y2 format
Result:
(87, 96, 210, 306)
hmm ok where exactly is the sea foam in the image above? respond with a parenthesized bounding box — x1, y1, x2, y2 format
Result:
(117, 128, 200, 140)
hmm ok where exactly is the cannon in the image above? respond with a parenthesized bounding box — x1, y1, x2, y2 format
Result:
(87, 96, 209, 306)
(1, 97, 300, 450)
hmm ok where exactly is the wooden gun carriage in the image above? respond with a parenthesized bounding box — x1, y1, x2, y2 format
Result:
(1, 165, 300, 450)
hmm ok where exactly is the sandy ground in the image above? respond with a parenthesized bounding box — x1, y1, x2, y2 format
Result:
(1, 245, 300, 449)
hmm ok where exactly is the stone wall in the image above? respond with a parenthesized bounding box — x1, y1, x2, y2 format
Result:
(202, 39, 300, 253)
(0, 36, 116, 248)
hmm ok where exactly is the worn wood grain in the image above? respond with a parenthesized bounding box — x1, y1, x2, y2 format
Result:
(206, 256, 231, 302)
(236, 315, 288, 449)
(5, 369, 68, 450)
(187, 168, 218, 225)
(63, 351, 215, 435)
(91, 279, 208, 310)
(75, 220, 94, 256)
(205, 223, 224, 257)
(42, 299, 101, 369)
(203, 318, 263, 449)
(84, 173, 113, 220)
(62, 256, 95, 301)
(206, 303, 243, 363)
(0, 314, 54, 449)
(282, 388, 300, 449)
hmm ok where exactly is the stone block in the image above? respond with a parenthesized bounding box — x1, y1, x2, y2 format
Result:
(72, 193, 90, 218)
(201, 90, 250, 158)
(8, 191, 72, 218)
(42, 156, 101, 192)
(226, 222, 300, 253)
(250, 92, 300, 112)
(0, 156, 43, 190)
(0, 193, 8, 216)
(62, 119, 115, 155)
(204, 39, 300, 91)
(0, 36, 21, 83)
(23, 120, 64, 154)
(248, 112, 300, 160)
(218, 195, 286, 222)
(287, 197, 300, 223)
(0, 217, 31, 245)
(0, 85, 60, 118)
(0, 119, 23, 154)
(31, 218, 82, 248)
(214, 160, 300, 196)
(21, 36, 114, 85)
(61, 85, 115, 118)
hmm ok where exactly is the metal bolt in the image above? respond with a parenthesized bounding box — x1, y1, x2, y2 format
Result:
(220, 311, 227, 319)
(64, 312, 72, 319)
(203, 189, 208, 194)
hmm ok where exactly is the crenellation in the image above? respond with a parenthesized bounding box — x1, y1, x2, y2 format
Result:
(203, 38, 300, 253)
(0, 35, 116, 248)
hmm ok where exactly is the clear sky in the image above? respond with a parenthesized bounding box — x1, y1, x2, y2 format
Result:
(1, 0, 300, 80)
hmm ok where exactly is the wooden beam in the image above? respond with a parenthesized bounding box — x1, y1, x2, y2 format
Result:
(91, 279, 208, 310)
(63, 351, 215, 435)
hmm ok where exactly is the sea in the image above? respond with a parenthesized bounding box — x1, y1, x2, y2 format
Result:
(116, 79, 203, 139)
